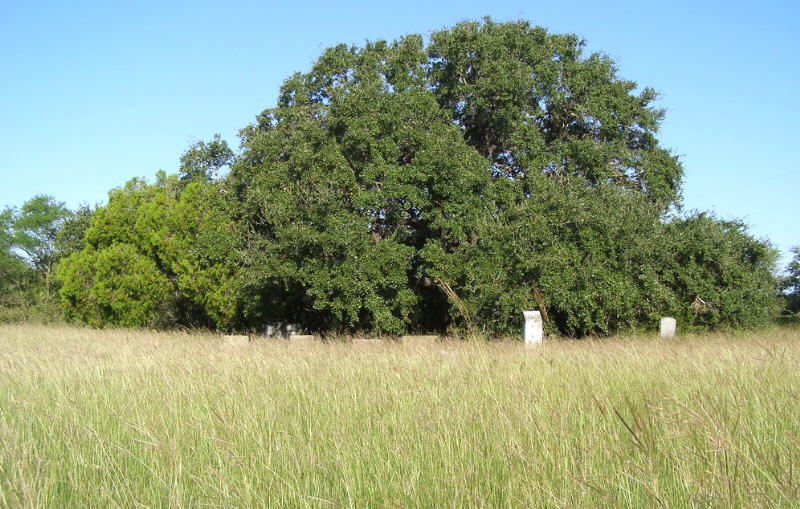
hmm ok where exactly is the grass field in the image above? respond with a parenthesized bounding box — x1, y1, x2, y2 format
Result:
(1, 324, 799, 507)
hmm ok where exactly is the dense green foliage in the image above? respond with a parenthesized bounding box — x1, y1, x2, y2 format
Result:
(55, 204, 94, 260)
(56, 175, 241, 328)
(178, 134, 234, 186)
(226, 18, 777, 335)
(6, 195, 70, 280)
(0, 208, 32, 319)
(57, 243, 172, 327)
(660, 215, 781, 328)
(230, 34, 492, 333)
(782, 247, 800, 313)
(428, 20, 682, 209)
(0, 18, 782, 335)
(0, 196, 76, 322)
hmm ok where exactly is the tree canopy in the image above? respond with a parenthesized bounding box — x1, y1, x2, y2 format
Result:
(1, 196, 76, 322)
(5, 195, 70, 278)
(223, 18, 775, 335)
(36, 18, 782, 336)
(428, 20, 682, 208)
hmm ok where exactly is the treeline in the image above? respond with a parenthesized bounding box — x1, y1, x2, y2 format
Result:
(3, 19, 797, 336)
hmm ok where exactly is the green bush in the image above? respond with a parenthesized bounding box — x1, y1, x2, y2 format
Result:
(56, 174, 242, 329)
(658, 214, 780, 329)
(57, 244, 172, 327)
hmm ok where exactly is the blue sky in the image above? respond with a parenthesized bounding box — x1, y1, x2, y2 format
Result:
(1, 0, 797, 266)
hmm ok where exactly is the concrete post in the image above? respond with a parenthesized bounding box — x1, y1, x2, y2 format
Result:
(523, 310, 543, 346)
(659, 317, 676, 338)
(222, 334, 249, 347)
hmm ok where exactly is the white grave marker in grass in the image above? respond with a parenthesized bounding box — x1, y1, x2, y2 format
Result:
(523, 310, 543, 346)
(222, 334, 249, 347)
(659, 317, 676, 338)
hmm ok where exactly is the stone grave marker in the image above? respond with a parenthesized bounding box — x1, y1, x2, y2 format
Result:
(659, 317, 676, 338)
(523, 310, 543, 346)
(222, 334, 249, 347)
(264, 322, 304, 338)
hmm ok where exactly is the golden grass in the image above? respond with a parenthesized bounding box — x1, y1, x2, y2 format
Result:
(1, 324, 799, 507)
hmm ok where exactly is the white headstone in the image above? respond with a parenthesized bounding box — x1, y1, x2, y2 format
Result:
(222, 334, 249, 347)
(264, 323, 304, 338)
(523, 310, 543, 346)
(285, 323, 302, 336)
(264, 324, 281, 337)
(659, 317, 676, 338)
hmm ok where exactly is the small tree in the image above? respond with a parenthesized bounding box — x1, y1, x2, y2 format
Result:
(1, 197, 78, 322)
(56, 174, 242, 329)
(0, 208, 29, 296)
(7, 195, 70, 280)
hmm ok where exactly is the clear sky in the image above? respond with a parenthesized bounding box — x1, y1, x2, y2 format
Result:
(1, 0, 797, 266)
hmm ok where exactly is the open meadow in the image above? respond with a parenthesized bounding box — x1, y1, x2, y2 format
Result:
(1, 324, 799, 507)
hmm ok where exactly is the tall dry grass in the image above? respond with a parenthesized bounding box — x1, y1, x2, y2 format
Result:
(1, 324, 799, 507)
